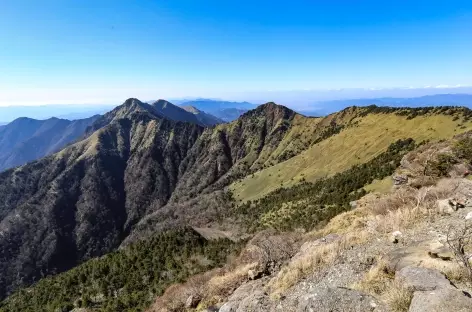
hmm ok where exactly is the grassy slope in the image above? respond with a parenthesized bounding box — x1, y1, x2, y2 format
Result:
(231, 112, 472, 202)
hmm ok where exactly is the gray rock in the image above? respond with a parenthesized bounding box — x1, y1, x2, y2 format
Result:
(349, 201, 358, 209)
(409, 288, 472, 312)
(428, 245, 454, 261)
(220, 279, 270, 312)
(248, 269, 262, 280)
(437, 199, 456, 215)
(218, 302, 236, 312)
(384, 241, 433, 273)
(297, 287, 387, 312)
(465, 211, 472, 220)
(185, 294, 201, 308)
(391, 231, 403, 244)
(395, 266, 453, 291)
(393, 174, 408, 186)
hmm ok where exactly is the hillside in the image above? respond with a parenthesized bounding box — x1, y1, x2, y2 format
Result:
(1, 100, 472, 311)
(0, 99, 306, 299)
(181, 105, 224, 126)
(150, 99, 204, 125)
(214, 108, 249, 122)
(0, 115, 100, 172)
(146, 132, 472, 312)
(231, 106, 472, 202)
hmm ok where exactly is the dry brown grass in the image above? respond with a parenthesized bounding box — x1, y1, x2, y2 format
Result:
(151, 175, 468, 311)
(269, 231, 369, 296)
(202, 263, 257, 307)
(352, 259, 393, 295)
(365, 179, 461, 235)
(383, 281, 414, 312)
(353, 260, 412, 312)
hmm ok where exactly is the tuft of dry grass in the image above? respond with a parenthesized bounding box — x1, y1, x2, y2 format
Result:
(352, 259, 393, 295)
(383, 281, 414, 312)
(365, 179, 461, 234)
(201, 263, 257, 306)
(269, 231, 369, 296)
(353, 260, 412, 312)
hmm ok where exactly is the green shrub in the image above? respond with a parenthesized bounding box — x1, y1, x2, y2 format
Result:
(453, 137, 472, 164)
(426, 153, 457, 177)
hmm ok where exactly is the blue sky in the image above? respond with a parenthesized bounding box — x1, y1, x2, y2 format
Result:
(0, 0, 471, 106)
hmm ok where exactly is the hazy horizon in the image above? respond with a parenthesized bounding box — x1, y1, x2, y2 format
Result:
(1, 1, 471, 107)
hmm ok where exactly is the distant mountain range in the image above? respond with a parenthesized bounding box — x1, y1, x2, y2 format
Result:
(181, 105, 224, 125)
(177, 98, 255, 121)
(311, 93, 472, 115)
(0, 100, 226, 173)
(0, 115, 100, 172)
(0, 104, 115, 124)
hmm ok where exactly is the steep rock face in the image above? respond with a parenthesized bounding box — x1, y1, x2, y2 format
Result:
(0, 99, 204, 298)
(172, 103, 297, 198)
(0, 115, 100, 172)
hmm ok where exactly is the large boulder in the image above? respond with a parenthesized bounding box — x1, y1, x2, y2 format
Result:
(219, 279, 270, 312)
(297, 287, 387, 312)
(385, 241, 436, 273)
(385, 240, 457, 274)
(408, 288, 472, 312)
(395, 266, 453, 291)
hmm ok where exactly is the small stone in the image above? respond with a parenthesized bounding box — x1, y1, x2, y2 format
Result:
(248, 269, 263, 280)
(465, 211, 472, 220)
(185, 294, 201, 309)
(393, 174, 408, 185)
(437, 199, 456, 215)
(391, 231, 403, 244)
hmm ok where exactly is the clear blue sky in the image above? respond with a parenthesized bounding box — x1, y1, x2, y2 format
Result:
(0, 0, 471, 106)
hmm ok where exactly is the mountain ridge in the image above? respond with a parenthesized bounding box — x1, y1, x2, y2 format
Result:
(0, 115, 100, 172)
(1, 99, 472, 307)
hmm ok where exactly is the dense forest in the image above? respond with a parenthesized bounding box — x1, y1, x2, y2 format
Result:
(0, 229, 242, 312)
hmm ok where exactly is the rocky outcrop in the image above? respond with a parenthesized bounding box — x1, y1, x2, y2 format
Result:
(393, 174, 408, 186)
(218, 279, 270, 312)
(395, 266, 453, 291)
(408, 288, 472, 312)
(436, 198, 465, 215)
(297, 287, 387, 312)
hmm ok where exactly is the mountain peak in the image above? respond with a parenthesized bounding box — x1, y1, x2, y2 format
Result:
(181, 105, 201, 114)
(152, 99, 173, 108)
(242, 102, 297, 121)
